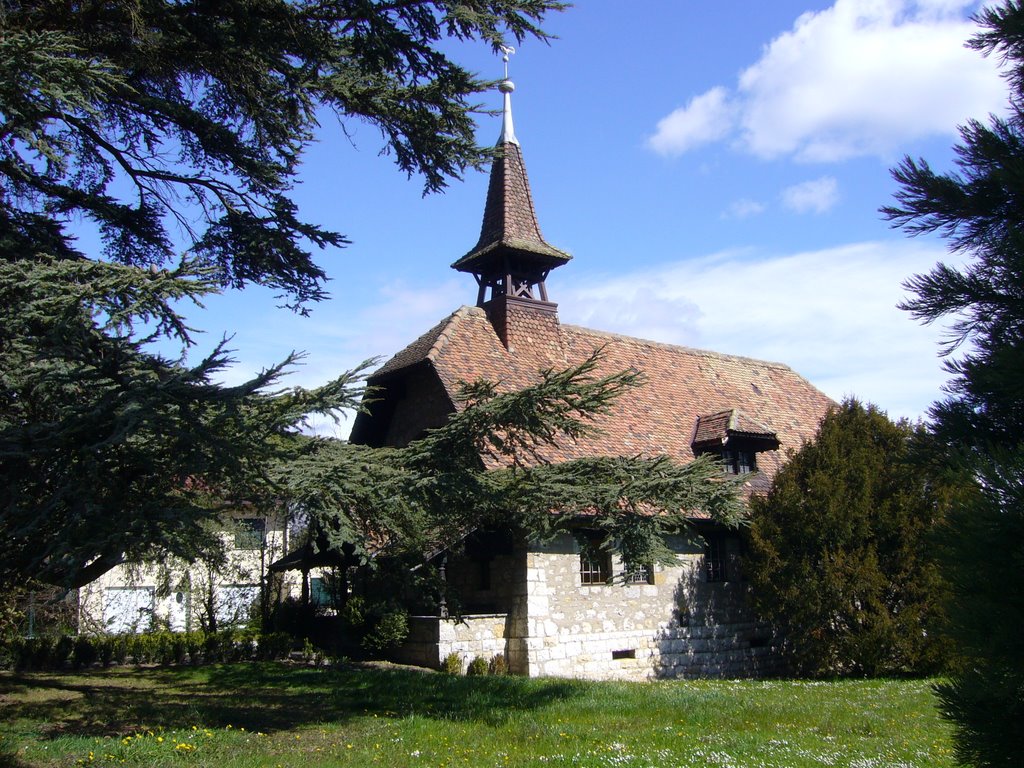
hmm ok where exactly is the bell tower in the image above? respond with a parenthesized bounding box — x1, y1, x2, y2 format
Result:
(450, 49, 571, 355)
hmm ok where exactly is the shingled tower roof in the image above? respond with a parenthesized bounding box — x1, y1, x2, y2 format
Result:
(451, 70, 570, 307)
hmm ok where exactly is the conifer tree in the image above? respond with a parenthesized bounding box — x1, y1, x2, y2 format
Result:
(882, 3, 1024, 763)
(0, 1, 567, 589)
(2, 1, 741, 596)
(273, 353, 748, 576)
(745, 400, 954, 678)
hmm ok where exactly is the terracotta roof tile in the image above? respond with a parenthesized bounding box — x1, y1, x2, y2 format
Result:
(362, 306, 834, 486)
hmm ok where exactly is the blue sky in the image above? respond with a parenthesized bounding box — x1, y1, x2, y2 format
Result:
(187, 0, 1006, 436)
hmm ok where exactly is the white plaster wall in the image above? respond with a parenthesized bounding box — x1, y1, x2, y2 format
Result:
(78, 517, 299, 633)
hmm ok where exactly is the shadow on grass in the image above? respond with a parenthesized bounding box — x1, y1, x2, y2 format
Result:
(0, 663, 585, 739)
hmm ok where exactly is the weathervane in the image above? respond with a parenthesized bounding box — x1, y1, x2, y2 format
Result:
(500, 45, 515, 80)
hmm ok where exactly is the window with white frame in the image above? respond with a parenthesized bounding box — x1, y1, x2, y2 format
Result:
(104, 586, 155, 634)
(215, 584, 259, 626)
(623, 563, 654, 585)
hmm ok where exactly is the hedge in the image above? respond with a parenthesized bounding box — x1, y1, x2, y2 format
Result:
(0, 629, 295, 671)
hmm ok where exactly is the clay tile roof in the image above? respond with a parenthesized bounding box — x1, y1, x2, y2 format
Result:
(372, 307, 476, 379)
(359, 308, 835, 487)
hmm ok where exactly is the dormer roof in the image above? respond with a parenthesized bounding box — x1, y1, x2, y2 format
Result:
(692, 409, 781, 452)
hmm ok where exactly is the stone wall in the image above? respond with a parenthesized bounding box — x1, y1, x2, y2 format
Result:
(394, 530, 783, 681)
(516, 532, 781, 680)
(395, 614, 510, 671)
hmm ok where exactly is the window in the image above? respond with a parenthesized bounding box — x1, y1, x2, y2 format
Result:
(624, 564, 654, 585)
(704, 532, 745, 583)
(579, 540, 611, 585)
(721, 449, 756, 475)
(704, 534, 728, 583)
(215, 584, 259, 626)
(104, 587, 155, 634)
(234, 518, 265, 550)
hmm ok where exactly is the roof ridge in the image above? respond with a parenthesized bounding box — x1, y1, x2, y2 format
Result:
(560, 323, 798, 371)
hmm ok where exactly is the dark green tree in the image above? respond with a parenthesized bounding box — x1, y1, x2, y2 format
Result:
(0, 255, 367, 588)
(274, 353, 748, 574)
(0, 0, 567, 589)
(1, 0, 741, 597)
(745, 399, 955, 678)
(882, 3, 1024, 763)
(0, 0, 564, 301)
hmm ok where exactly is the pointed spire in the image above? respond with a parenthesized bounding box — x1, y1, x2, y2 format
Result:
(498, 78, 518, 146)
(451, 48, 570, 303)
(498, 48, 518, 146)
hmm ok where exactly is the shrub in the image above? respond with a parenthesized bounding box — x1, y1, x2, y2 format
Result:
(185, 631, 204, 664)
(0, 628, 301, 670)
(257, 632, 292, 661)
(152, 632, 174, 665)
(340, 595, 365, 630)
(223, 629, 247, 662)
(488, 653, 508, 676)
(203, 631, 225, 663)
(11, 637, 36, 670)
(130, 633, 157, 665)
(466, 656, 488, 676)
(54, 635, 74, 668)
(72, 636, 98, 669)
(16, 637, 46, 670)
(441, 652, 462, 675)
(361, 610, 409, 654)
(97, 636, 115, 667)
(301, 638, 326, 667)
(111, 634, 130, 665)
(168, 633, 188, 665)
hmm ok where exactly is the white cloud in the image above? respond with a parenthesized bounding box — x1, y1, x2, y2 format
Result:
(648, 0, 1004, 161)
(723, 198, 768, 219)
(193, 239, 958, 432)
(782, 176, 840, 213)
(647, 87, 736, 156)
(560, 240, 958, 421)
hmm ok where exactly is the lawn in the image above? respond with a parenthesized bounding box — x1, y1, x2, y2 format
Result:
(0, 663, 954, 768)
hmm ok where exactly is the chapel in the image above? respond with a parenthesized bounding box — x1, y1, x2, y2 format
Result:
(349, 66, 834, 679)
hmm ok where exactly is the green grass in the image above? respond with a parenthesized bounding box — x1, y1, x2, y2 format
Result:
(0, 663, 954, 767)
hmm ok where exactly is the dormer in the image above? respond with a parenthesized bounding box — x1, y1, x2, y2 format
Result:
(691, 409, 780, 475)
